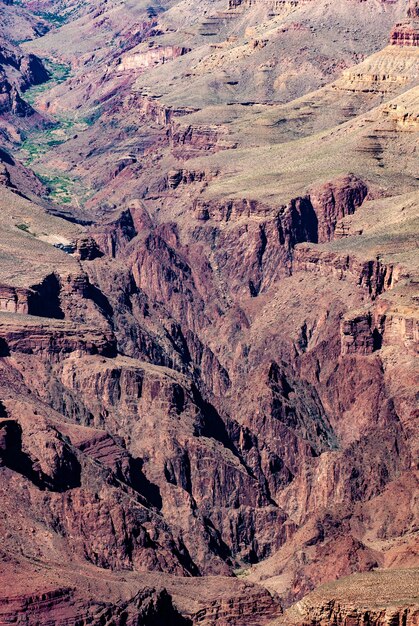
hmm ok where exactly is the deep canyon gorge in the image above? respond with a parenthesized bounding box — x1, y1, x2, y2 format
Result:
(0, 0, 418, 623)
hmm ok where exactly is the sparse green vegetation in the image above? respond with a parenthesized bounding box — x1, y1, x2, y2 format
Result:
(18, 65, 100, 209)
(33, 11, 68, 27)
(19, 123, 69, 164)
(13, 0, 83, 27)
(82, 107, 103, 127)
(16, 223, 30, 232)
(37, 173, 75, 205)
(24, 59, 71, 107)
(15, 223, 37, 236)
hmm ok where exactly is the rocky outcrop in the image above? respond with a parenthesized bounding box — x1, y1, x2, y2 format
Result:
(166, 168, 215, 189)
(0, 316, 116, 358)
(0, 284, 32, 314)
(0, 270, 108, 321)
(334, 46, 417, 95)
(280, 569, 419, 626)
(193, 197, 273, 222)
(195, 175, 366, 238)
(136, 93, 197, 126)
(341, 302, 419, 356)
(0, 418, 81, 491)
(293, 245, 402, 299)
(188, 175, 368, 298)
(192, 585, 281, 625)
(390, 22, 419, 47)
(0, 41, 49, 90)
(382, 101, 419, 129)
(308, 175, 368, 243)
(340, 312, 382, 355)
(54, 237, 103, 260)
(380, 311, 419, 353)
(0, 70, 33, 116)
(120, 46, 191, 71)
(283, 600, 419, 626)
(89, 208, 137, 257)
(0, 582, 193, 626)
(170, 122, 237, 156)
(0, 38, 49, 118)
(228, 0, 304, 11)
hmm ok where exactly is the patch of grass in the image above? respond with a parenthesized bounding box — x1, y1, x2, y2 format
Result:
(37, 173, 75, 205)
(14, 0, 84, 27)
(19, 125, 67, 164)
(16, 53, 98, 211)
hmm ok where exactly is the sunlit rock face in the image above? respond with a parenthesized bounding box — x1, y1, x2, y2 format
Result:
(0, 0, 417, 622)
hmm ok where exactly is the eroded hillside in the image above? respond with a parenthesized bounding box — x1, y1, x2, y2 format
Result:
(0, 0, 418, 623)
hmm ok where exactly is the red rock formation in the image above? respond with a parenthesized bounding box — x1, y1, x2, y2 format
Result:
(308, 175, 368, 242)
(340, 312, 381, 355)
(136, 93, 198, 126)
(0, 0, 417, 623)
(390, 22, 419, 46)
(0, 317, 116, 357)
(293, 245, 401, 298)
(0, 36, 48, 117)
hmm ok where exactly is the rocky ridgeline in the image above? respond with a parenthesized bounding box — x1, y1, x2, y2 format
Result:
(341, 301, 418, 357)
(283, 602, 419, 626)
(0, 571, 284, 625)
(0, 585, 194, 625)
(119, 46, 191, 71)
(166, 168, 216, 189)
(170, 122, 237, 157)
(293, 247, 401, 299)
(228, 0, 309, 11)
(194, 176, 366, 235)
(134, 93, 197, 126)
(189, 175, 370, 297)
(0, 317, 116, 358)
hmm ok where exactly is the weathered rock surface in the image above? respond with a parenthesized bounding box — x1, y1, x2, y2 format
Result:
(0, 26, 49, 143)
(0, 0, 417, 624)
(276, 569, 419, 626)
(390, 22, 419, 47)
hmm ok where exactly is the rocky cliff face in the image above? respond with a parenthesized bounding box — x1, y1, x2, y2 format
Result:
(278, 569, 419, 626)
(390, 0, 419, 46)
(0, 29, 49, 142)
(390, 22, 419, 46)
(0, 0, 417, 624)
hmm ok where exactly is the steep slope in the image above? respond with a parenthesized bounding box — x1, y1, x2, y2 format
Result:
(274, 569, 419, 626)
(0, 2, 49, 145)
(0, 0, 418, 624)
